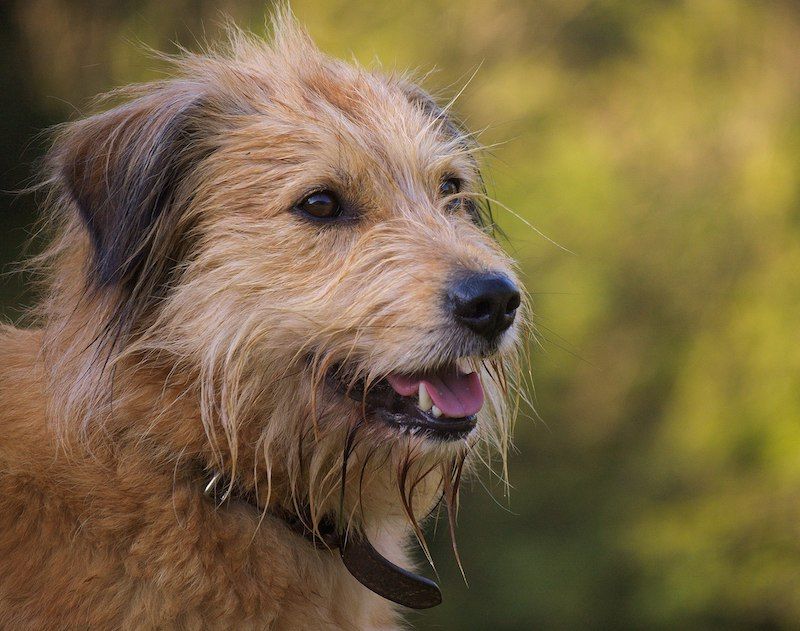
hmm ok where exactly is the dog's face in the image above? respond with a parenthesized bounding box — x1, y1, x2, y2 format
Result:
(52, 19, 523, 513)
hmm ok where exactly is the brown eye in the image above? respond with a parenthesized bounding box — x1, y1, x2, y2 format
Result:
(296, 190, 341, 219)
(440, 177, 461, 199)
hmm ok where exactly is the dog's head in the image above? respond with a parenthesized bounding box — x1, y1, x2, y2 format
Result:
(45, 11, 525, 526)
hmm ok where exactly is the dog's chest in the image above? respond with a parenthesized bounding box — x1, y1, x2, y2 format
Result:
(115, 499, 400, 630)
(0, 477, 398, 630)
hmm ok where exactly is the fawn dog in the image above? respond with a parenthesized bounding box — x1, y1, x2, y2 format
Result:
(0, 10, 523, 630)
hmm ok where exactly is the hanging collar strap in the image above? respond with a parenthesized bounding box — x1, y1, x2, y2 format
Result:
(202, 470, 442, 610)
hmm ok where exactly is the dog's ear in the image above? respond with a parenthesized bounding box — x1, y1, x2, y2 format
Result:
(399, 82, 464, 141)
(400, 82, 495, 231)
(55, 85, 208, 293)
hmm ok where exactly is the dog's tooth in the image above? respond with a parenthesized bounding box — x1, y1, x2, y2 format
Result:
(418, 382, 433, 411)
(431, 405, 443, 418)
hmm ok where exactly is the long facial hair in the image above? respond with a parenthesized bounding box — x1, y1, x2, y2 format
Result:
(26, 8, 528, 571)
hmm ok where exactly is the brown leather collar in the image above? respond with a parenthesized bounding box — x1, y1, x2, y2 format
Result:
(202, 470, 442, 610)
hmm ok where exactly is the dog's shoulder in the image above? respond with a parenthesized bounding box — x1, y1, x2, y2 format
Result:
(0, 325, 50, 466)
(0, 324, 44, 376)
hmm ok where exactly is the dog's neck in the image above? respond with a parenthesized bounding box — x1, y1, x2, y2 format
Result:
(202, 466, 442, 609)
(40, 316, 453, 610)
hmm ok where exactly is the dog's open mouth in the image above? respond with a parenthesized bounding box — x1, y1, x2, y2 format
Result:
(330, 364, 484, 441)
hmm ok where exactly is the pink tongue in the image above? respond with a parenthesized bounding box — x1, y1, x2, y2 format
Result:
(386, 368, 484, 418)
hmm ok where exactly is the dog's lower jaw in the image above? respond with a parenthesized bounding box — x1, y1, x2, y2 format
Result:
(0, 330, 410, 631)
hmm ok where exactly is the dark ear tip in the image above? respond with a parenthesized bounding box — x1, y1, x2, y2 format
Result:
(55, 136, 108, 268)
(53, 91, 206, 291)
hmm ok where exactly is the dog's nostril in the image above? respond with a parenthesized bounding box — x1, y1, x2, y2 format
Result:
(448, 272, 521, 342)
(505, 292, 521, 316)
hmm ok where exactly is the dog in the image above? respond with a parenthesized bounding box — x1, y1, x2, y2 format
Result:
(0, 9, 524, 630)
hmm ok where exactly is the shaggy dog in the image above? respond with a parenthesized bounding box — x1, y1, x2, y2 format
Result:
(0, 10, 524, 630)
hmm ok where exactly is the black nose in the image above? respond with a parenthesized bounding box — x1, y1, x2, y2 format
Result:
(448, 272, 521, 341)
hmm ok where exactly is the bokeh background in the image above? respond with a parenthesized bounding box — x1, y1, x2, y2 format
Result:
(2, 1, 800, 628)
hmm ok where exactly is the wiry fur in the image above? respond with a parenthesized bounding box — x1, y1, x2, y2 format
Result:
(0, 10, 524, 630)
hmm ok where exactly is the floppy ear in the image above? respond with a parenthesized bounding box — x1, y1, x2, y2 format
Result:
(56, 84, 209, 293)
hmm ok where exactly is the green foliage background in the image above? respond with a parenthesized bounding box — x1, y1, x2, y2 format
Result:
(2, 1, 799, 628)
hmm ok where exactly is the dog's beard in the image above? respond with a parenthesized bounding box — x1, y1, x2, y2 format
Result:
(273, 347, 519, 571)
(291, 400, 469, 573)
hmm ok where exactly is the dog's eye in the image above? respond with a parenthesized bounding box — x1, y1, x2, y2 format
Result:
(439, 178, 460, 199)
(439, 177, 463, 212)
(296, 190, 342, 219)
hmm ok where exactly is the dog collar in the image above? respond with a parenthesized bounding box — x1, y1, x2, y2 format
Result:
(202, 471, 442, 610)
